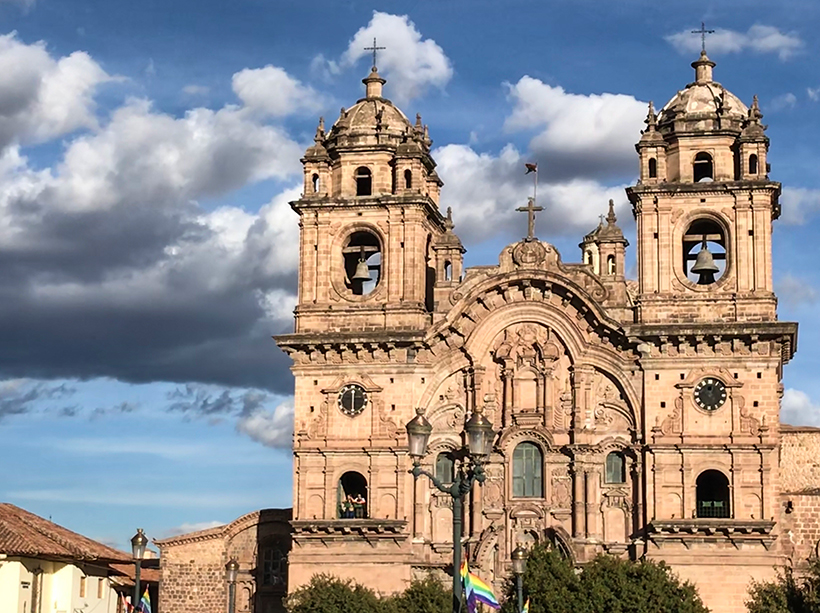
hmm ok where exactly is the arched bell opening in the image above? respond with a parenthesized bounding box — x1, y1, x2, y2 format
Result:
(311, 173, 319, 193)
(683, 218, 726, 285)
(337, 471, 368, 519)
(355, 166, 372, 196)
(648, 157, 657, 178)
(343, 230, 381, 295)
(696, 470, 730, 519)
(749, 154, 759, 175)
(693, 152, 714, 182)
(404, 168, 412, 190)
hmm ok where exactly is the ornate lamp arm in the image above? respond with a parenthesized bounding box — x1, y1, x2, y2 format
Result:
(410, 464, 452, 494)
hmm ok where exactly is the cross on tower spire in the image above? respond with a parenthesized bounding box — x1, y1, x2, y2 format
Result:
(691, 22, 715, 53)
(516, 197, 543, 241)
(364, 37, 386, 70)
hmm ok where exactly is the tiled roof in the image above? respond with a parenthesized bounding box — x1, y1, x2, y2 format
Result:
(0, 503, 131, 562)
(110, 563, 160, 585)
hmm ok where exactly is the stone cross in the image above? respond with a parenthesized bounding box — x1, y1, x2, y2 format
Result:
(364, 38, 386, 70)
(691, 22, 715, 53)
(516, 197, 543, 240)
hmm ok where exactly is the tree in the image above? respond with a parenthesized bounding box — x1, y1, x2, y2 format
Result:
(285, 574, 384, 613)
(385, 574, 452, 613)
(500, 544, 582, 613)
(746, 558, 820, 613)
(580, 555, 709, 613)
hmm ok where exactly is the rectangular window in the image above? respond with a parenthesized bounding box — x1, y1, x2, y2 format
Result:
(79, 576, 86, 598)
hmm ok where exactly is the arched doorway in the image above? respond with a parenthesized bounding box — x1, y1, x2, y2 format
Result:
(696, 470, 730, 518)
(337, 471, 368, 519)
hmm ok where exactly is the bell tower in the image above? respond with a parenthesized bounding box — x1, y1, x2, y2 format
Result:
(627, 51, 780, 325)
(293, 64, 447, 333)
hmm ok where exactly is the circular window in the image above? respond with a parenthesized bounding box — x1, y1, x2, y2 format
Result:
(338, 384, 368, 417)
(693, 378, 727, 412)
(683, 219, 726, 285)
(342, 230, 381, 296)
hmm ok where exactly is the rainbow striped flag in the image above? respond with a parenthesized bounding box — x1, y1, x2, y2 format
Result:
(460, 559, 500, 611)
(139, 588, 152, 613)
(523, 598, 530, 613)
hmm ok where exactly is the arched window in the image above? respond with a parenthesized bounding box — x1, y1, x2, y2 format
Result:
(648, 157, 657, 178)
(693, 152, 714, 182)
(606, 255, 616, 275)
(749, 154, 758, 175)
(355, 167, 372, 196)
(585, 250, 593, 266)
(444, 260, 452, 282)
(435, 452, 454, 484)
(404, 169, 412, 189)
(605, 452, 626, 484)
(311, 173, 319, 193)
(696, 470, 730, 518)
(512, 442, 543, 498)
(338, 471, 368, 519)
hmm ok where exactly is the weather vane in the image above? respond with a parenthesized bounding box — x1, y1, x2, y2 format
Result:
(691, 22, 715, 53)
(364, 37, 386, 70)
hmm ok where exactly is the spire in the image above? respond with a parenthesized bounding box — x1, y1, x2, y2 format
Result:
(314, 117, 325, 143)
(606, 199, 617, 226)
(692, 50, 716, 84)
(749, 95, 763, 122)
(645, 101, 657, 131)
(444, 206, 454, 230)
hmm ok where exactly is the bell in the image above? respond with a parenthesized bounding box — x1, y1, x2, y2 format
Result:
(352, 258, 371, 282)
(691, 239, 719, 285)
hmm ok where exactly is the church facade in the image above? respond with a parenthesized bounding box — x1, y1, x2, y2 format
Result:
(270, 52, 820, 613)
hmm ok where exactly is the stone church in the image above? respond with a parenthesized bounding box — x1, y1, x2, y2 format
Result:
(158, 52, 820, 613)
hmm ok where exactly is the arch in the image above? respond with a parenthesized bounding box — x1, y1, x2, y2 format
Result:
(343, 229, 382, 296)
(682, 217, 727, 285)
(696, 470, 730, 519)
(404, 168, 412, 189)
(606, 254, 616, 275)
(444, 260, 453, 282)
(605, 451, 626, 484)
(311, 173, 319, 193)
(693, 152, 714, 182)
(512, 442, 543, 498)
(497, 426, 555, 455)
(648, 157, 657, 178)
(337, 471, 368, 519)
(355, 166, 372, 196)
(749, 153, 758, 175)
(435, 451, 454, 484)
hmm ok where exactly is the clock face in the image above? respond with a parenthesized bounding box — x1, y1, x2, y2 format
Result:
(694, 378, 727, 411)
(338, 384, 368, 417)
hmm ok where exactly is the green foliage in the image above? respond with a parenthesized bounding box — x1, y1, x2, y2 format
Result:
(501, 544, 708, 613)
(500, 545, 581, 613)
(385, 574, 452, 613)
(580, 555, 709, 613)
(746, 558, 820, 613)
(285, 574, 384, 613)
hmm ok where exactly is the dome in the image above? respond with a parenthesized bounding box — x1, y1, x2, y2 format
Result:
(324, 67, 427, 152)
(657, 52, 749, 134)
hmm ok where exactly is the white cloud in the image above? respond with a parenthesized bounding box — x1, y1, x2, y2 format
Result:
(768, 93, 797, 112)
(504, 76, 646, 180)
(782, 388, 820, 427)
(163, 521, 225, 537)
(182, 84, 209, 96)
(0, 33, 112, 149)
(236, 398, 294, 449)
(808, 87, 820, 102)
(435, 143, 630, 245)
(776, 275, 818, 306)
(232, 65, 321, 117)
(666, 25, 804, 61)
(780, 187, 820, 224)
(335, 11, 453, 104)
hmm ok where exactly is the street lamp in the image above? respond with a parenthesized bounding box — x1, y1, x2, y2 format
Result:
(510, 544, 528, 613)
(406, 405, 495, 613)
(225, 558, 239, 613)
(130, 529, 148, 612)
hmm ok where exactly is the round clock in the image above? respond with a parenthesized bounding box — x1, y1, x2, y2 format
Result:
(693, 378, 727, 411)
(338, 384, 368, 417)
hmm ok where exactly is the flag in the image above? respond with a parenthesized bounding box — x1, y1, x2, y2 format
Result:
(139, 588, 151, 613)
(523, 598, 530, 613)
(461, 559, 500, 611)
(524, 163, 537, 174)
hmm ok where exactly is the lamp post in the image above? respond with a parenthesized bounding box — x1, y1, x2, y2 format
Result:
(510, 544, 528, 613)
(130, 529, 148, 612)
(225, 558, 239, 613)
(406, 405, 495, 613)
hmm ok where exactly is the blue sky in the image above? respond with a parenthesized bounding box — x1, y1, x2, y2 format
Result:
(1, 0, 819, 551)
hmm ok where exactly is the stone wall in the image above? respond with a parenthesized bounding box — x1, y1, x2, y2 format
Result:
(779, 426, 820, 565)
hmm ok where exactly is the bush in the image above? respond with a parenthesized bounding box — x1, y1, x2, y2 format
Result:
(386, 574, 452, 613)
(500, 545, 582, 613)
(746, 558, 820, 613)
(285, 574, 383, 613)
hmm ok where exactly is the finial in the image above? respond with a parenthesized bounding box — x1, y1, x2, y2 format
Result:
(645, 101, 657, 130)
(691, 22, 715, 54)
(364, 37, 386, 71)
(749, 94, 763, 121)
(415, 113, 423, 131)
(415, 406, 426, 416)
(445, 206, 454, 230)
(340, 106, 346, 117)
(606, 199, 617, 225)
(314, 116, 325, 142)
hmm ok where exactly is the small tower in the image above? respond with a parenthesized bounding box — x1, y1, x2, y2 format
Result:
(431, 207, 465, 317)
(635, 101, 667, 184)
